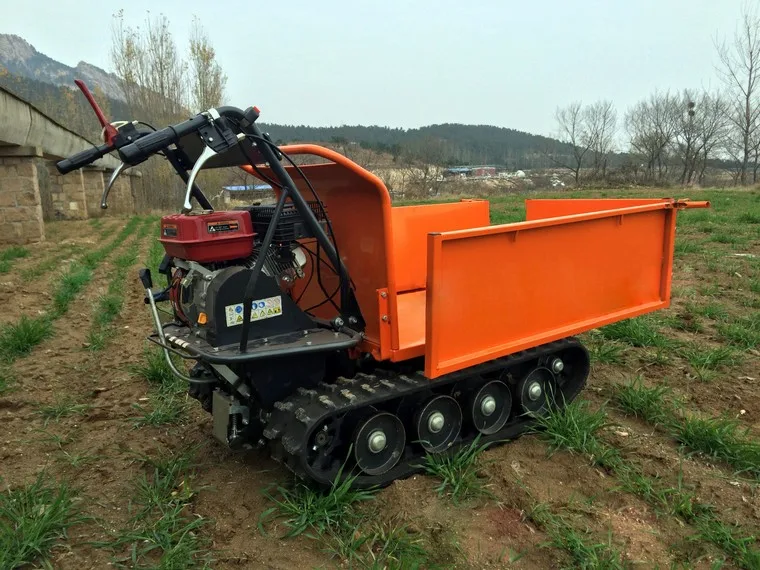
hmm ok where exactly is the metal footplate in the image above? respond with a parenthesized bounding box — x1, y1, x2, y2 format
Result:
(149, 323, 362, 364)
(264, 337, 590, 488)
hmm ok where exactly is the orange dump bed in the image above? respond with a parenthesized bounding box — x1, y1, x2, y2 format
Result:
(423, 198, 708, 378)
(243, 146, 708, 381)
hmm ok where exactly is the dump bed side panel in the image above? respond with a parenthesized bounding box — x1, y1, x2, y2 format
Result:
(525, 198, 668, 220)
(424, 203, 676, 379)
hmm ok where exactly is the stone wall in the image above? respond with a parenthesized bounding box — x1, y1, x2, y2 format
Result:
(0, 147, 45, 244)
(82, 168, 105, 218)
(107, 173, 135, 214)
(45, 163, 87, 220)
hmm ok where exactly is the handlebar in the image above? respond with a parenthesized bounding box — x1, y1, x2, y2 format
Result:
(56, 142, 113, 174)
(118, 106, 249, 166)
(118, 114, 210, 166)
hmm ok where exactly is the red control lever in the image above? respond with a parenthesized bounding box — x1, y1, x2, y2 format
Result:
(74, 79, 118, 145)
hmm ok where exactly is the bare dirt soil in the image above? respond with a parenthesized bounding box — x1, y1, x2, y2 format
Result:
(1, 187, 759, 569)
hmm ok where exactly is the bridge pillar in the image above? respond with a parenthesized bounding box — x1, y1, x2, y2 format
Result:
(0, 146, 45, 244)
(82, 167, 105, 218)
(105, 168, 136, 214)
(46, 162, 88, 220)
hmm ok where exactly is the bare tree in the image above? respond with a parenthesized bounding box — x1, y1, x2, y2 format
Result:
(585, 100, 617, 178)
(111, 10, 188, 125)
(715, 2, 760, 184)
(551, 102, 591, 185)
(693, 92, 731, 184)
(189, 17, 227, 111)
(625, 91, 679, 181)
(673, 90, 701, 184)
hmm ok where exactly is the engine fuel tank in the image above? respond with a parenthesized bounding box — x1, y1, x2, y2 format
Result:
(159, 211, 255, 263)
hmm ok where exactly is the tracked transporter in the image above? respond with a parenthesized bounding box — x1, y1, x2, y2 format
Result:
(56, 81, 709, 487)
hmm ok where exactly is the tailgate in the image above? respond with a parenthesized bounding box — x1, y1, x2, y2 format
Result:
(424, 200, 694, 379)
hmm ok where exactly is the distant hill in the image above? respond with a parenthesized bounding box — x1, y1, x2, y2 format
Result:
(0, 34, 124, 101)
(0, 33, 574, 169)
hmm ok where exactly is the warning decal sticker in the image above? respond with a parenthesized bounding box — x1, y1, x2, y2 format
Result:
(225, 296, 282, 327)
(207, 220, 240, 234)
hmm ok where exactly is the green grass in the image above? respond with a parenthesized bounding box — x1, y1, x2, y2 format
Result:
(737, 212, 760, 224)
(534, 399, 760, 568)
(586, 335, 627, 365)
(717, 313, 760, 349)
(662, 312, 703, 333)
(699, 283, 721, 297)
(0, 245, 29, 273)
(20, 244, 84, 280)
(675, 239, 700, 255)
(259, 469, 443, 568)
(710, 233, 743, 245)
(613, 379, 669, 425)
(51, 264, 93, 316)
(260, 469, 377, 539)
(690, 302, 728, 320)
(37, 398, 90, 426)
(529, 502, 629, 570)
(678, 344, 739, 381)
(86, 225, 145, 352)
(56, 450, 99, 468)
(0, 218, 142, 365)
(0, 217, 142, 364)
(674, 416, 760, 478)
(614, 380, 760, 479)
(420, 436, 493, 503)
(0, 369, 15, 395)
(0, 245, 29, 262)
(599, 316, 675, 348)
(96, 450, 212, 568)
(131, 348, 189, 426)
(531, 399, 618, 466)
(0, 474, 85, 569)
(0, 315, 53, 363)
(145, 221, 165, 278)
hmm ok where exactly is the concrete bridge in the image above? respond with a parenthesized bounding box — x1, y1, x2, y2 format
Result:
(0, 85, 141, 244)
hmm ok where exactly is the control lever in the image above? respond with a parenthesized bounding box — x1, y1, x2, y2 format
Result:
(183, 145, 218, 212)
(101, 162, 126, 209)
(182, 131, 245, 212)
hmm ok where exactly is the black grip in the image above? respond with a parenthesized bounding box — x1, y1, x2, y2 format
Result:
(56, 143, 111, 174)
(118, 126, 178, 165)
(118, 114, 210, 165)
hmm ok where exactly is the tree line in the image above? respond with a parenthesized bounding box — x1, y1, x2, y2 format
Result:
(550, 2, 760, 186)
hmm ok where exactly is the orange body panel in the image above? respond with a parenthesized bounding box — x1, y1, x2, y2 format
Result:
(423, 201, 705, 378)
(241, 147, 708, 379)
(526, 198, 670, 220)
(245, 146, 395, 356)
(390, 201, 490, 292)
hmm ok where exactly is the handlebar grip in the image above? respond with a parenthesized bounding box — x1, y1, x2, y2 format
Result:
(56, 143, 112, 174)
(118, 126, 178, 165)
(119, 114, 210, 165)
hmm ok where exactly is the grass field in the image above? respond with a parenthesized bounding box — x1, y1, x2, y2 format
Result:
(0, 187, 758, 569)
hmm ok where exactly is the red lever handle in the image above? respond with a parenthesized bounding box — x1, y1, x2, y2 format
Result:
(74, 79, 118, 145)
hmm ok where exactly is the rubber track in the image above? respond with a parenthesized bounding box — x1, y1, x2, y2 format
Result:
(263, 337, 588, 488)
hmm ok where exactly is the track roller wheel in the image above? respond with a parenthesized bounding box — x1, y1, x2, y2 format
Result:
(416, 395, 462, 452)
(353, 412, 405, 476)
(516, 367, 556, 416)
(470, 380, 512, 435)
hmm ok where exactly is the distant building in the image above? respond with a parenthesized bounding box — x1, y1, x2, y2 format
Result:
(222, 184, 273, 192)
(444, 166, 497, 179)
(471, 166, 496, 178)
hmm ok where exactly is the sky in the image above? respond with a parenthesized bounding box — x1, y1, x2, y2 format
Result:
(1, 0, 750, 137)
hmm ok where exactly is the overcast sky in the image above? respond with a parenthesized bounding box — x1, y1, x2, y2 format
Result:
(1, 0, 749, 136)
